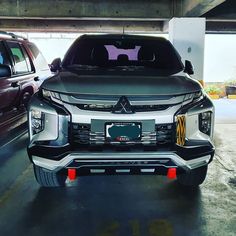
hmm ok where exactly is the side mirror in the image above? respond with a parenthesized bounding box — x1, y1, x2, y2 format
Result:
(184, 60, 194, 75)
(50, 58, 62, 72)
(0, 64, 11, 78)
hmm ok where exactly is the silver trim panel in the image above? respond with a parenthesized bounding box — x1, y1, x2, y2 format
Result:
(32, 152, 212, 172)
(90, 169, 105, 173)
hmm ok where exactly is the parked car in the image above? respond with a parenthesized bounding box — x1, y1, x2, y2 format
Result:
(225, 79, 236, 96)
(27, 34, 215, 187)
(0, 31, 51, 113)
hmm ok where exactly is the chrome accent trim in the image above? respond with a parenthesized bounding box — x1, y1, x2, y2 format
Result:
(116, 169, 130, 173)
(90, 169, 105, 173)
(64, 102, 182, 124)
(186, 156, 211, 169)
(88, 130, 157, 144)
(62, 94, 188, 106)
(141, 168, 155, 173)
(32, 152, 211, 172)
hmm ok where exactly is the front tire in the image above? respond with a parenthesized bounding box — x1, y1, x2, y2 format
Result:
(177, 165, 208, 186)
(33, 164, 67, 187)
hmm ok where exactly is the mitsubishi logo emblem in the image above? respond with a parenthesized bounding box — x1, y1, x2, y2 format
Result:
(112, 96, 134, 114)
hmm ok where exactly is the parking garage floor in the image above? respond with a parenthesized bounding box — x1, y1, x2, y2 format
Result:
(0, 100, 235, 236)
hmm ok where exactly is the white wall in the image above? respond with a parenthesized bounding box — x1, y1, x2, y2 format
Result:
(204, 34, 236, 82)
(27, 33, 79, 63)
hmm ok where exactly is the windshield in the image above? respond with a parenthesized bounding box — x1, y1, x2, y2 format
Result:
(63, 35, 184, 73)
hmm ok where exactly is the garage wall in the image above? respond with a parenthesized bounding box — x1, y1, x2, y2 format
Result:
(27, 33, 79, 63)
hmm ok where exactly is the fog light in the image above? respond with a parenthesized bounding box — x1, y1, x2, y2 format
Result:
(199, 111, 212, 136)
(31, 109, 45, 135)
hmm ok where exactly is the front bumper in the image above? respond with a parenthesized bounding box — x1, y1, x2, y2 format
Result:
(28, 93, 215, 174)
(29, 139, 214, 173)
(31, 151, 213, 173)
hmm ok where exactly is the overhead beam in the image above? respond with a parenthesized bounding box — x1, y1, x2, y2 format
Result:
(206, 20, 236, 34)
(182, 0, 226, 16)
(1, 18, 236, 34)
(0, 0, 172, 19)
(0, 19, 164, 34)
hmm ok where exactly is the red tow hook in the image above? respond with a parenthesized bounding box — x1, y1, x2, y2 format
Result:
(167, 168, 177, 179)
(68, 168, 77, 181)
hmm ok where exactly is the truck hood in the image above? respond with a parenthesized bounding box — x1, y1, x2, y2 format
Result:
(42, 68, 202, 96)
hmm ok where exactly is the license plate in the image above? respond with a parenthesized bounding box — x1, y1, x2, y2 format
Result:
(105, 122, 141, 142)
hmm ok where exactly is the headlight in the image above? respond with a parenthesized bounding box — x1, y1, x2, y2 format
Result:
(199, 111, 212, 136)
(41, 89, 63, 104)
(31, 109, 45, 135)
(183, 90, 205, 103)
(193, 90, 204, 102)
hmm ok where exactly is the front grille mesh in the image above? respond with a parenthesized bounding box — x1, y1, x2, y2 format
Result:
(71, 123, 91, 145)
(70, 122, 175, 147)
(156, 124, 174, 144)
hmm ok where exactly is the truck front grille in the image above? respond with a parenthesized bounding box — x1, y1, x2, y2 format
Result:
(76, 104, 169, 112)
(70, 123, 175, 147)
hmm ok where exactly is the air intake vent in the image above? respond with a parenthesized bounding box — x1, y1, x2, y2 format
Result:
(156, 124, 174, 144)
(134, 105, 169, 112)
(71, 123, 91, 145)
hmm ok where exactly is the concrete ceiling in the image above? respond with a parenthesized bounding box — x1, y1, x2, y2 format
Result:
(0, 0, 235, 33)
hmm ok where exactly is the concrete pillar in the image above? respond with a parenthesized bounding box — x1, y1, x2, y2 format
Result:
(169, 17, 206, 85)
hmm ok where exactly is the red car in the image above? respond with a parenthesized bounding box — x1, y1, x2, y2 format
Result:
(0, 31, 51, 112)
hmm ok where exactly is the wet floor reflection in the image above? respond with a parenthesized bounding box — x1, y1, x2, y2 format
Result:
(0, 119, 205, 236)
(16, 176, 203, 236)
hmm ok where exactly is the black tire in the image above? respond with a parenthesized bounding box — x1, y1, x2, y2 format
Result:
(22, 92, 31, 108)
(33, 164, 67, 187)
(17, 91, 32, 111)
(177, 165, 208, 186)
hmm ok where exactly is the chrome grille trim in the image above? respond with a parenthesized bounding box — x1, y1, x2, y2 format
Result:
(60, 93, 193, 106)
(70, 122, 175, 146)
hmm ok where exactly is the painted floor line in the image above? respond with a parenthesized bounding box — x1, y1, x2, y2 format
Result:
(0, 130, 28, 150)
(0, 164, 32, 206)
(214, 152, 234, 172)
(0, 112, 27, 129)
